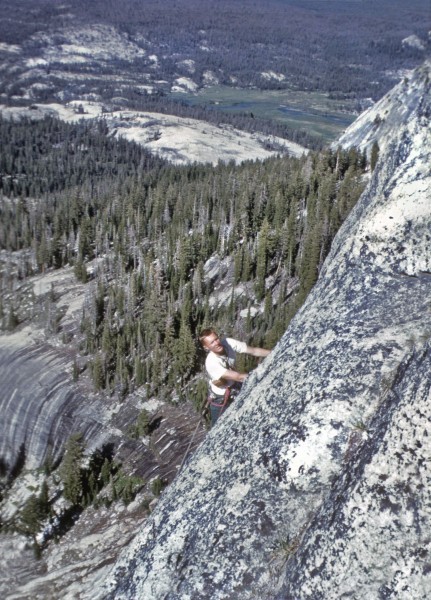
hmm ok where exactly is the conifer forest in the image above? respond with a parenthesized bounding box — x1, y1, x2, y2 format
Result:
(0, 115, 367, 410)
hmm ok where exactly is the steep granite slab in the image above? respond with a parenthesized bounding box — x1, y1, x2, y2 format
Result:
(0, 336, 110, 472)
(98, 61, 431, 599)
(277, 345, 431, 598)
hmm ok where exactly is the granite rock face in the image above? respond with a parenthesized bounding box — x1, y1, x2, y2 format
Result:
(277, 346, 431, 599)
(97, 62, 431, 599)
(0, 336, 109, 474)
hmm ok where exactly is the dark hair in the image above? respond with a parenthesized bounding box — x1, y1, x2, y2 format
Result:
(198, 327, 218, 344)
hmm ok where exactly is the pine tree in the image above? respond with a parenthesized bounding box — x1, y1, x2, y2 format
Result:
(74, 259, 88, 283)
(19, 495, 45, 537)
(39, 480, 50, 515)
(92, 354, 106, 390)
(234, 247, 243, 284)
(134, 355, 146, 387)
(174, 318, 196, 383)
(255, 219, 269, 301)
(60, 433, 85, 505)
(100, 458, 112, 487)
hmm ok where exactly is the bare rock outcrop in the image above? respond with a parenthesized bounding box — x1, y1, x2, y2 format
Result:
(0, 337, 108, 473)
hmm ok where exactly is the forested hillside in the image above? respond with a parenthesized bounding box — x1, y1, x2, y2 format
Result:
(0, 115, 367, 407)
(0, 0, 427, 100)
(0, 0, 428, 148)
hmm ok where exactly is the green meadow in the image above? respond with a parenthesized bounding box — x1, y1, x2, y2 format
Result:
(170, 86, 358, 143)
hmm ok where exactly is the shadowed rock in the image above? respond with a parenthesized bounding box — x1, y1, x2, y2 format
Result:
(98, 61, 431, 599)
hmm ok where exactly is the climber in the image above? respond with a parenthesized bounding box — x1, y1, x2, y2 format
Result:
(199, 327, 270, 426)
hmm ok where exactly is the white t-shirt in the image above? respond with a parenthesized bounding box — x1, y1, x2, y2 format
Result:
(205, 337, 248, 395)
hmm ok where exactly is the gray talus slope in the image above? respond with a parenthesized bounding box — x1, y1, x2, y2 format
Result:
(98, 62, 431, 599)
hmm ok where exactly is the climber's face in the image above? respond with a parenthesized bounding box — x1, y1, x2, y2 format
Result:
(201, 333, 225, 355)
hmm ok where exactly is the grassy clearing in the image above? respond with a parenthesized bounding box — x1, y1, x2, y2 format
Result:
(170, 86, 357, 143)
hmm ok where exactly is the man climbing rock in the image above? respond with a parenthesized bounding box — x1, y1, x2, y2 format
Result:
(199, 327, 270, 426)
